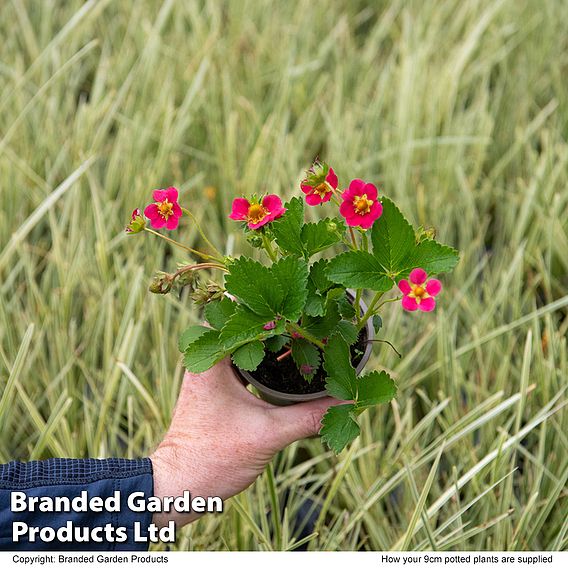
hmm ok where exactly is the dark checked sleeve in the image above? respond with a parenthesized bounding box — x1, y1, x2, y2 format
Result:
(0, 458, 154, 551)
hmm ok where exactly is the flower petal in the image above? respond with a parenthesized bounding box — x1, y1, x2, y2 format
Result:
(300, 182, 312, 195)
(409, 268, 428, 285)
(262, 194, 284, 212)
(363, 183, 378, 201)
(344, 215, 362, 227)
(229, 198, 250, 220)
(164, 187, 179, 203)
(348, 178, 366, 194)
(339, 199, 354, 218)
(418, 297, 436, 312)
(172, 202, 182, 217)
(144, 203, 160, 221)
(398, 279, 411, 294)
(372, 200, 383, 219)
(402, 295, 419, 311)
(248, 217, 270, 230)
(152, 189, 168, 202)
(165, 214, 180, 230)
(305, 193, 323, 206)
(326, 168, 338, 189)
(426, 278, 442, 296)
(358, 214, 375, 230)
(322, 191, 333, 203)
(264, 209, 284, 223)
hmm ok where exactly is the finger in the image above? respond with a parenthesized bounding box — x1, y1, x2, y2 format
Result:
(267, 397, 344, 450)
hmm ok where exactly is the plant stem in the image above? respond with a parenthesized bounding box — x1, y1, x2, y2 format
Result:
(173, 262, 228, 278)
(366, 339, 402, 358)
(286, 322, 325, 350)
(143, 228, 220, 262)
(261, 232, 277, 262)
(355, 288, 362, 322)
(276, 348, 292, 362)
(357, 291, 384, 330)
(375, 296, 402, 311)
(181, 207, 224, 260)
(348, 226, 358, 250)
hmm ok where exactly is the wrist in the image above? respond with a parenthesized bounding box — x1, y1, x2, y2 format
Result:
(150, 443, 206, 529)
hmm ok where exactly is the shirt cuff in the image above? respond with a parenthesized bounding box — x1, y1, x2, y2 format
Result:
(0, 458, 154, 551)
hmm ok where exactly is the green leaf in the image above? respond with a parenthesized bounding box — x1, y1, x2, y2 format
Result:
(178, 325, 209, 352)
(372, 315, 383, 333)
(231, 340, 265, 371)
(183, 329, 226, 373)
(356, 370, 397, 409)
(272, 256, 309, 320)
(404, 239, 460, 278)
(320, 404, 360, 454)
(309, 258, 334, 293)
(303, 300, 341, 339)
(371, 198, 459, 278)
(371, 197, 416, 275)
(326, 250, 393, 292)
(323, 334, 357, 400)
(204, 297, 236, 330)
(301, 218, 343, 257)
(304, 283, 326, 317)
(220, 306, 285, 351)
(336, 293, 356, 318)
(271, 197, 305, 255)
(224, 258, 283, 316)
(336, 320, 359, 345)
(265, 335, 289, 353)
(291, 339, 321, 377)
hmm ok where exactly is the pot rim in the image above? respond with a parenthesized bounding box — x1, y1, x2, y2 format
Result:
(235, 289, 375, 402)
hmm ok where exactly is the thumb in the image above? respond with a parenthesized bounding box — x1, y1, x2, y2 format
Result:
(267, 397, 344, 451)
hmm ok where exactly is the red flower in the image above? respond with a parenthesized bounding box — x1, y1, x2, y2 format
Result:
(339, 179, 383, 229)
(301, 166, 338, 206)
(398, 268, 442, 312)
(229, 195, 286, 230)
(144, 187, 183, 230)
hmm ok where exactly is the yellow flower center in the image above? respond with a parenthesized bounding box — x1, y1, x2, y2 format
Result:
(353, 194, 373, 215)
(247, 203, 268, 224)
(314, 182, 330, 197)
(409, 284, 430, 304)
(158, 199, 174, 220)
(413, 286, 425, 297)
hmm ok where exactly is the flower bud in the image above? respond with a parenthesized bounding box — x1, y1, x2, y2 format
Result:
(191, 281, 224, 305)
(175, 263, 197, 288)
(149, 271, 174, 294)
(300, 364, 315, 375)
(125, 208, 146, 234)
(304, 159, 330, 187)
(415, 225, 436, 243)
(246, 233, 264, 248)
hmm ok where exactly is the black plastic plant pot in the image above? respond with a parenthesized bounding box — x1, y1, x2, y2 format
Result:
(234, 292, 375, 406)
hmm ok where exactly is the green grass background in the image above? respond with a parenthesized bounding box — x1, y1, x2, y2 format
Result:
(1, 0, 567, 551)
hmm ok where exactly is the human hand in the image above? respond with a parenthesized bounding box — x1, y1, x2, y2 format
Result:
(150, 358, 339, 528)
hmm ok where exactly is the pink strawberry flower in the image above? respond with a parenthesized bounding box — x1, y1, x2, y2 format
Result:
(301, 166, 338, 206)
(229, 195, 286, 230)
(398, 268, 442, 312)
(144, 187, 183, 230)
(339, 179, 383, 229)
(263, 321, 276, 331)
